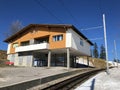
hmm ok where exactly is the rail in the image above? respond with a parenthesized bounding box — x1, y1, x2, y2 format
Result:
(41, 68, 105, 90)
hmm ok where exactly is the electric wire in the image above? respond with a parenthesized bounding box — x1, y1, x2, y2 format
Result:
(81, 26, 103, 31)
(85, 37, 103, 42)
(34, 0, 63, 23)
(89, 37, 103, 41)
(58, 0, 79, 24)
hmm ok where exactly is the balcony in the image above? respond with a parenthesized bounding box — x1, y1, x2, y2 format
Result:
(15, 43, 49, 52)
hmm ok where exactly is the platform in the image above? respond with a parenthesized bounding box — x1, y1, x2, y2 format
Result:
(0, 67, 90, 90)
(75, 67, 120, 90)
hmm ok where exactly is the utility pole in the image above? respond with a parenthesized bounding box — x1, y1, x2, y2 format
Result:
(103, 14, 109, 74)
(114, 40, 118, 68)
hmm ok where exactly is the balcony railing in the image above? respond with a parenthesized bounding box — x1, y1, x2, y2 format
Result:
(15, 43, 49, 52)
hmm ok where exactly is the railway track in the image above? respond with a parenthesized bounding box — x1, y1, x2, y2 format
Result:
(42, 68, 105, 90)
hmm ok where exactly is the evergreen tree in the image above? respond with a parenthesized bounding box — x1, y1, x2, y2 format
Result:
(93, 42, 99, 58)
(100, 44, 106, 59)
(114, 58, 117, 62)
(118, 59, 120, 63)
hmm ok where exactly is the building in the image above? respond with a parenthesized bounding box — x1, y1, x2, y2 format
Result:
(4, 24, 93, 68)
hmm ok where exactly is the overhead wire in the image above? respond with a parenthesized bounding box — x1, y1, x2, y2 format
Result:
(34, 0, 63, 23)
(80, 0, 104, 42)
(58, 0, 104, 43)
(89, 37, 103, 41)
(85, 38, 103, 43)
(34, 0, 104, 42)
(81, 26, 103, 31)
(58, 0, 79, 24)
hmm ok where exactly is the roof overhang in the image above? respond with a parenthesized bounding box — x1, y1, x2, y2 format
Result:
(4, 24, 93, 45)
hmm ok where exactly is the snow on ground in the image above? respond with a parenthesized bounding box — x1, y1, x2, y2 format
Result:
(75, 67, 120, 90)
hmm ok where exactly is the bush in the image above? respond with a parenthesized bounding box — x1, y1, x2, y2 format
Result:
(89, 57, 107, 68)
(0, 59, 9, 67)
(78, 56, 109, 68)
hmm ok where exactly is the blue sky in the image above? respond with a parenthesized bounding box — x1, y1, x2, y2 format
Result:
(0, 0, 120, 60)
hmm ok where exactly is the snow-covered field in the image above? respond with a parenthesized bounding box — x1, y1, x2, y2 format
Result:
(75, 67, 120, 90)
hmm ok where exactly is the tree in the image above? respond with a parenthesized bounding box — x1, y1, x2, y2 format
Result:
(118, 59, 120, 63)
(5, 20, 22, 38)
(93, 42, 99, 58)
(100, 44, 106, 59)
(114, 58, 117, 62)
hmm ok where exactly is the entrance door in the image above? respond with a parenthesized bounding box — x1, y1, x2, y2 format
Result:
(33, 52, 47, 67)
(57, 56, 64, 66)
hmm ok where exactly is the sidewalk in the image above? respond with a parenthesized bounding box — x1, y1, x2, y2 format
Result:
(75, 67, 120, 90)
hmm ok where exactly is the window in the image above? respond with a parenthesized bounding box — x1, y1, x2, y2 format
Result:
(21, 41, 29, 46)
(26, 56, 32, 66)
(13, 43, 18, 48)
(35, 37, 49, 44)
(11, 54, 15, 62)
(19, 56, 23, 65)
(53, 35, 63, 41)
(80, 38, 84, 46)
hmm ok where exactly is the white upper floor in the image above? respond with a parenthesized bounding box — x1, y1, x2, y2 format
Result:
(66, 28, 91, 56)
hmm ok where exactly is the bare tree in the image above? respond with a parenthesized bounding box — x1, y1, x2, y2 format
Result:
(5, 20, 22, 38)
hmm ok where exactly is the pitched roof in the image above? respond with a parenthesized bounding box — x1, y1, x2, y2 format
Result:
(4, 24, 93, 45)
